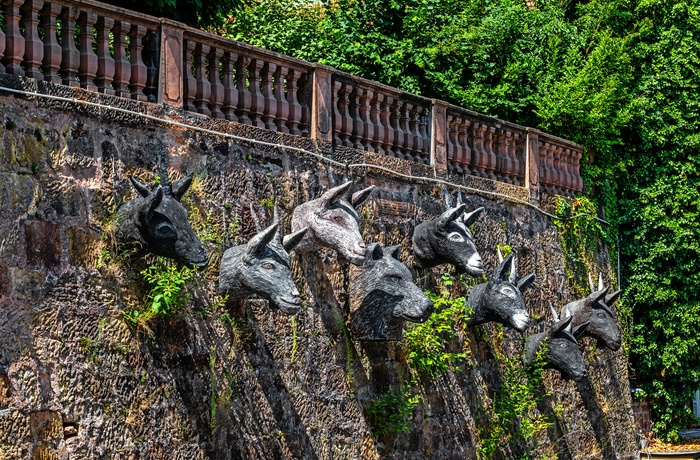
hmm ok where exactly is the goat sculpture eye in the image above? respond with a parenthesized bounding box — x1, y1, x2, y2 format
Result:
(388, 275, 403, 282)
(333, 215, 343, 222)
(262, 263, 274, 270)
(155, 223, 175, 238)
(448, 233, 464, 242)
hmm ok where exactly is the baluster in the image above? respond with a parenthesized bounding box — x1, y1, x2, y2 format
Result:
(40, 3, 61, 83)
(551, 145, 562, 193)
(396, 100, 409, 160)
(446, 114, 456, 173)
(143, 30, 158, 102)
(0, 6, 5, 73)
(387, 97, 400, 158)
(417, 106, 429, 164)
(472, 122, 487, 177)
(543, 142, 554, 193)
(381, 95, 394, 156)
(274, 65, 289, 133)
(453, 116, 465, 174)
(59, 7, 79, 86)
(261, 62, 277, 130)
(483, 126, 497, 180)
(235, 55, 252, 125)
(3, 0, 24, 76)
(182, 39, 196, 111)
(458, 117, 472, 174)
(332, 80, 343, 146)
(192, 43, 211, 116)
(128, 25, 147, 101)
(248, 59, 265, 128)
(562, 147, 573, 195)
(221, 51, 238, 122)
(285, 67, 302, 135)
(208, 47, 224, 118)
(95, 16, 115, 94)
(78, 11, 98, 91)
(112, 21, 131, 97)
(349, 85, 362, 149)
(371, 92, 384, 155)
(573, 148, 583, 193)
(509, 131, 521, 185)
(299, 73, 311, 136)
(21, 0, 44, 79)
(513, 132, 525, 185)
(410, 104, 422, 162)
(340, 82, 354, 147)
(403, 102, 415, 161)
(360, 88, 373, 151)
(494, 128, 507, 182)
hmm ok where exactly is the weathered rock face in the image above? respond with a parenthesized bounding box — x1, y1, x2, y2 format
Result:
(0, 88, 636, 460)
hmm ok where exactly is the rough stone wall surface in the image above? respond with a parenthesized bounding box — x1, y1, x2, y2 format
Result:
(0, 84, 636, 460)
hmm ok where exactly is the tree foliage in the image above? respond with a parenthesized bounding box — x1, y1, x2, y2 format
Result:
(220, 0, 700, 440)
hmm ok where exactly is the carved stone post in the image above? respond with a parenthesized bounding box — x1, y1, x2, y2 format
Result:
(261, 61, 277, 129)
(193, 43, 211, 116)
(235, 55, 252, 125)
(285, 67, 301, 135)
(208, 47, 224, 119)
(525, 128, 541, 203)
(160, 20, 184, 106)
(274, 65, 289, 133)
(3, 0, 25, 76)
(311, 64, 333, 142)
(40, 3, 64, 83)
(221, 51, 238, 122)
(128, 24, 148, 101)
(431, 100, 447, 171)
(112, 21, 132, 97)
(96, 16, 116, 95)
(248, 58, 265, 128)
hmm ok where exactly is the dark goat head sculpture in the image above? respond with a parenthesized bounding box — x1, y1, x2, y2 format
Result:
(115, 173, 209, 267)
(559, 274, 622, 351)
(413, 204, 485, 276)
(348, 243, 434, 340)
(290, 181, 375, 265)
(465, 250, 536, 332)
(219, 207, 308, 315)
(524, 316, 590, 381)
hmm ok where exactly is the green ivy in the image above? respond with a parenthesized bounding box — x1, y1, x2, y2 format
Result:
(365, 385, 422, 435)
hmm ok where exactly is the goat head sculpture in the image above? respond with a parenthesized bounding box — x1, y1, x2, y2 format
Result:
(219, 206, 308, 315)
(290, 181, 375, 265)
(524, 316, 590, 381)
(465, 249, 536, 332)
(559, 273, 623, 351)
(115, 173, 209, 267)
(413, 203, 485, 276)
(348, 243, 434, 340)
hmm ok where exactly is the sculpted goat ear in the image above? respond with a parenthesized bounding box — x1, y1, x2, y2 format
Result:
(587, 286, 609, 305)
(170, 172, 194, 201)
(550, 316, 573, 337)
(605, 289, 622, 306)
(244, 223, 278, 262)
(385, 245, 402, 261)
(319, 182, 353, 209)
(493, 253, 514, 282)
(130, 176, 151, 198)
(363, 243, 383, 266)
(462, 207, 484, 227)
(282, 227, 308, 252)
(437, 204, 467, 229)
(142, 186, 163, 218)
(517, 273, 536, 292)
(573, 320, 591, 338)
(351, 185, 375, 208)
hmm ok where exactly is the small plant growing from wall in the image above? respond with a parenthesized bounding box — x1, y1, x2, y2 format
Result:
(365, 385, 422, 435)
(403, 274, 471, 379)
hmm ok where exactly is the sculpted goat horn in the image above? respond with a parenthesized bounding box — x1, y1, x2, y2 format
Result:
(497, 246, 504, 263)
(249, 203, 262, 233)
(283, 227, 309, 252)
(319, 182, 353, 209)
(463, 207, 484, 226)
(129, 176, 151, 198)
(170, 171, 193, 201)
(588, 272, 595, 293)
(244, 223, 279, 263)
(587, 286, 609, 305)
(598, 273, 604, 291)
(549, 301, 560, 322)
(437, 204, 467, 229)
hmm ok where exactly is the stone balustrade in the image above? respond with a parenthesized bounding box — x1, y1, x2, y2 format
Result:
(0, 0, 585, 198)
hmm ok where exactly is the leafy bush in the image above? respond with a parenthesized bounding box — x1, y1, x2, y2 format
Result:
(365, 385, 422, 435)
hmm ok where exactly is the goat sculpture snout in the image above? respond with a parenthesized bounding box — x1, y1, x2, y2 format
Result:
(115, 172, 209, 268)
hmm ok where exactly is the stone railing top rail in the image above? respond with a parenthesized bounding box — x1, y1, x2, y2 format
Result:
(49, 0, 162, 27)
(443, 101, 529, 134)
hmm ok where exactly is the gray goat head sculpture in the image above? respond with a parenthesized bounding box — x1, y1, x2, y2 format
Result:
(413, 204, 485, 276)
(115, 173, 209, 267)
(348, 243, 434, 340)
(559, 273, 622, 351)
(290, 181, 375, 265)
(465, 249, 536, 332)
(524, 316, 590, 381)
(219, 206, 308, 315)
